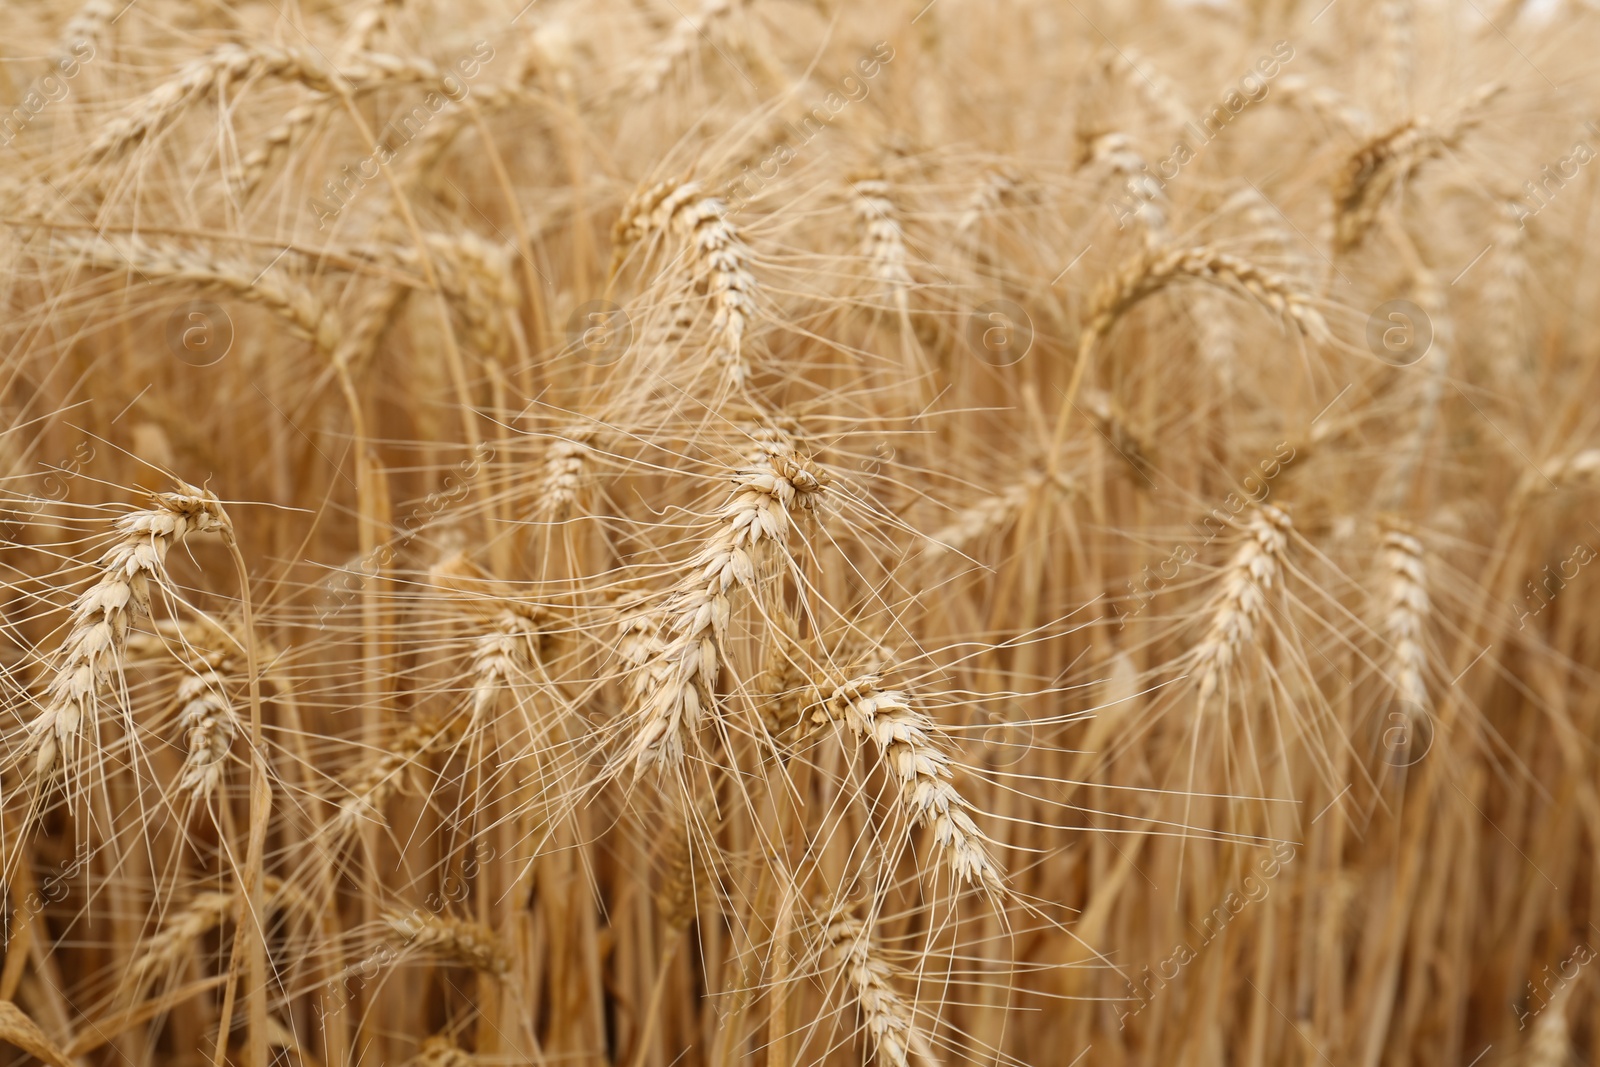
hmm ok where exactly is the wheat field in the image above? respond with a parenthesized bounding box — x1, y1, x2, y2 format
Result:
(0, 0, 1597, 1064)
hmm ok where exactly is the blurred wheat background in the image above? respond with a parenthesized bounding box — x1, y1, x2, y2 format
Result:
(0, 0, 1598, 1064)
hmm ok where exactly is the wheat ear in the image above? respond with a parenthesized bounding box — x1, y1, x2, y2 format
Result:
(535, 429, 595, 521)
(955, 168, 1020, 237)
(853, 178, 914, 309)
(1273, 76, 1372, 135)
(925, 468, 1075, 557)
(1380, 525, 1430, 713)
(632, 0, 743, 97)
(820, 910, 938, 1067)
(332, 715, 459, 838)
(1084, 245, 1329, 353)
(56, 0, 114, 61)
(89, 46, 480, 161)
(127, 877, 306, 988)
(812, 676, 1004, 891)
(614, 178, 759, 385)
(174, 670, 238, 802)
(382, 910, 512, 975)
(1332, 82, 1504, 250)
(467, 605, 542, 723)
(1101, 46, 1192, 133)
(1089, 133, 1170, 244)
(1189, 504, 1292, 709)
(51, 233, 342, 358)
(414, 1034, 477, 1067)
(620, 438, 826, 772)
(26, 487, 228, 784)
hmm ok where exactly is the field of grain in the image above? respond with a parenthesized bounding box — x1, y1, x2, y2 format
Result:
(0, 1, 1597, 1064)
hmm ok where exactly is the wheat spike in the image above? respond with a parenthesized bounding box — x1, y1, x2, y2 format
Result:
(620, 436, 826, 772)
(127, 877, 305, 988)
(1189, 504, 1292, 709)
(613, 178, 760, 384)
(382, 910, 511, 975)
(813, 676, 1003, 891)
(632, 0, 744, 97)
(926, 468, 1074, 557)
(0, 1002, 72, 1067)
(50, 233, 342, 358)
(467, 605, 542, 721)
(1332, 82, 1504, 250)
(89, 45, 479, 161)
(1380, 525, 1430, 713)
(174, 669, 238, 802)
(414, 1034, 476, 1067)
(1090, 132, 1171, 244)
(820, 910, 938, 1067)
(332, 715, 459, 838)
(853, 177, 914, 309)
(1084, 245, 1329, 353)
(25, 487, 228, 784)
